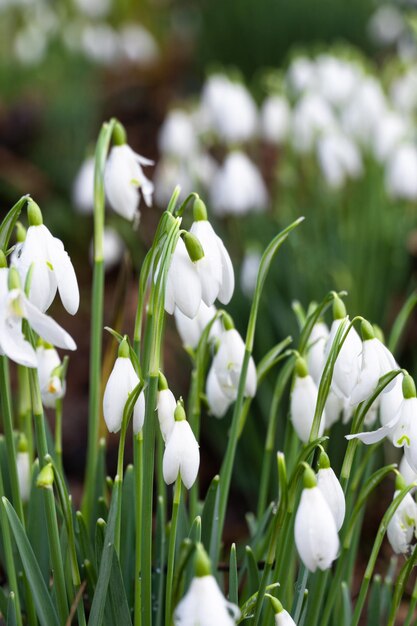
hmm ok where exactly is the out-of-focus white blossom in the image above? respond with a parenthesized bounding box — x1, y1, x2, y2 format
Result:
(81, 24, 121, 66)
(292, 93, 336, 153)
(72, 157, 94, 214)
(287, 57, 316, 95)
(175, 302, 221, 350)
(89, 227, 124, 272)
(368, 5, 405, 47)
(158, 110, 197, 159)
(341, 78, 387, 144)
(290, 359, 324, 443)
(36, 345, 65, 408)
(317, 131, 363, 189)
(119, 24, 158, 65)
(240, 249, 261, 298)
(74, 0, 110, 18)
(260, 95, 291, 144)
(372, 112, 411, 163)
(386, 143, 417, 200)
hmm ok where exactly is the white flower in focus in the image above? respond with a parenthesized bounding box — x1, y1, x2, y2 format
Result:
(307, 321, 329, 385)
(387, 488, 417, 554)
(164, 237, 202, 319)
(240, 250, 261, 298)
(294, 468, 339, 572)
(206, 365, 233, 418)
(158, 110, 197, 159)
(36, 345, 65, 408)
(210, 152, 268, 216)
(105, 143, 154, 221)
(190, 202, 235, 306)
(400, 454, 417, 485)
(174, 302, 221, 350)
(212, 328, 257, 401)
(290, 359, 325, 443)
(163, 405, 199, 489)
(291, 93, 336, 154)
(16, 451, 31, 502)
(260, 95, 291, 144)
(317, 132, 363, 189)
(157, 386, 176, 442)
(89, 227, 124, 272)
(72, 156, 94, 214)
(274, 609, 297, 626)
(317, 458, 346, 531)
(174, 575, 240, 625)
(386, 143, 417, 201)
(0, 267, 76, 368)
(200, 74, 258, 143)
(380, 374, 404, 427)
(103, 341, 145, 434)
(119, 24, 158, 66)
(13, 203, 79, 315)
(324, 389, 345, 429)
(325, 316, 361, 401)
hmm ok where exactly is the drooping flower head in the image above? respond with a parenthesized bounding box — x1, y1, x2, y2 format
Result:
(162, 400, 200, 489)
(266, 594, 297, 626)
(36, 342, 66, 408)
(317, 451, 346, 531)
(290, 357, 325, 443)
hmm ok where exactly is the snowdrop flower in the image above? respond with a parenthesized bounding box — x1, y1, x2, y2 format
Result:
(349, 321, 397, 406)
(0, 265, 76, 368)
(158, 110, 197, 159)
(89, 227, 124, 272)
(287, 57, 316, 95)
(105, 124, 154, 222)
(325, 299, 361, 401)
(391, 69, 417, 116)
(386, 143, 417, 201)
(260, 95, 291, 144)
(119, 24, 158, 66)
(315, 55, 359, 107)
(174, 543, 240, 625)
(294, 467, 339, 572)
(324, 389, 346, 429)
(317, 452, 346, 531)
(317, 131, 363, 189)
(307, 321, 329, 385)
(190, 198, 235, 306)
(163, 402, 199, 489)
(200, 74, 258, 143)
(341, 77, 387, 145)
(291, 93, 336, 154)
(81, 24, 121, 66)
(12, 200, 79, 315)
(368, 5, 405, 47)
(74, 0, 110, 18)
(154, 157, 194, 207)
(72, 156, 94, 214)
(36, 343, 65, 408)
(164, 234, 203, 319)
(206, 364, 233, 418)
(175, 301, 221, 350)
(400, 454, 417, 485)
(210, 152, 268, 216)
(387, 476, 417, 555)
(212, 325, 257, 401)
(380, 373, 404, 427)
(372, 112, 410, 163)
(240, 249, 261, 298)
(16, 437, 31, 503)
(347, 375, 417, 472)
(290, 357, 324, 443)
(103, 339, 145, 434)
(267, 595, 297, 626)
(157, 373, 176, 442)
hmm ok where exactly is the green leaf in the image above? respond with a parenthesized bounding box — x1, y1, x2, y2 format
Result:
(229, 543, 238, 606)
(201, 475, 220, 564)
(108, 548, 133, 626)
(341, 581, 352, 626)
(6, 592, 17, 626)
(0, 586, 8, 617)
(188, 516, 201, 544)
(94, 518, 106, 572)
(367, 575, 382, 625)
(256, 337, 293, 384)
(245, 546, 260, 597)
(0, 196, 28, 252)
(388, 290, 417, 355)
(120, 465, 135, 602)
(2, 498, 60, 626)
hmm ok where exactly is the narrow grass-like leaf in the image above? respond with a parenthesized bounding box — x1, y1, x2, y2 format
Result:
(0, 196, 28, 251)
(256, 337, 293, 383)
(108, 548, 133, 625)
(341, 581, 352, 626)
(6, 592, 17, 626)
(76, 511, 95, 568)
(94, 518, 106, 572)
(229, 543, 238, 606)
(201, 475, 220, 558)
(245, 546, 260, 597)
(3, 498, 60, 626)
(188, 516, 201, 544)
(367, 575, 382, 625)
(120, 465, 135, 597)
(388, 290, 417, 355)
(0, 586, 8, 617)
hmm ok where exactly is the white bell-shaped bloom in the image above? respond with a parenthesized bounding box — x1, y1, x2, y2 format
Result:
(290, 367, 325, 443)
(372, 112, 410, 163)
(190, 218, 234, 306)
(174, 302, 221, 350)
(400, 454, 417, 485)
(74, 0, 110, 19)
(0, 269, 76, 368)
(163, 418, 199, 489)
(89, 226, 125, 272)
(200, 74, 258, 144)
(158, 109, 197, 159)
(206, 365, 233, 418)
(350, 336, 397, 406)
(16, 451, 31, 503)
(103, 350, 145, 434)
(387, 490, 417, 554)
(341, 77, 387, 145)
(157, 388, 176, 442)
(119, 24, 158, 66)
(368, 5, 405, 47)
(240, 249, 261, 298)
(294, 475, 339, 572)
(174, 574, 240, 625)
(391, 68, 417, 116)
(274, 609, 297, 626)
(212, 328, 257, 401)
(81, 24, 121, 66)
(325, 317, 361, 401)
(210, 152, 268, 216)
(380, 374, 404, 427)
(307, 321, 329, 385)
(324, 389, 345, 429)
(317, 131, 363, 189)
(105, 143, 154, 221)
(36, 345, 65, 408)
(260, 95, 291, 144)
(291, 93, 336, 154)
(13, 222, 79, 315)
(164, 237, 202, 319)
(315, 55, 359, 107)
(385, 143, 417, 201)
(286, 57, 316, 95)
(72, 156, 95, 214)
(317, 465, 346, 531)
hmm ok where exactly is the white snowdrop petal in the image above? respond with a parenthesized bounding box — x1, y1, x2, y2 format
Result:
(217, 237, 235, 305)
(174, 575, 240, 625)
(17, 452, 31, 502)
(179, 422, 200, 489)
(0, 316, 37, 367)
(47, 236, 80, 315)
(275, 610, 297, 626)
(290, 375, 324, 443)
(133, 390, 146, 434)
(24, 297, 76, 351)
(317, 467, 346, 531)
(103, 357, 138, 433)
(157, 389, 176, 441)
(206, 366, 232, 418)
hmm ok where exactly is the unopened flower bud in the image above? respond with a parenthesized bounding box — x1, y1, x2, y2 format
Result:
(37, 463, 54, 488)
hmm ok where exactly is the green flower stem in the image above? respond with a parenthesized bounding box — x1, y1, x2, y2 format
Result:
(54, 398, 63, 472)
(0, 357, 25, 523)
(403, 574, 417, 626)
(28, 367, 69, 623)
(350, 486, 416, 626)
(188, 367, 200, 521)
(83, 118, 117, 528)
(17, 365, 33, 462)
(134, 432, 143, 626)
(165, 477, 182, 626)
(387, 542, 417, 626)
(0, 472, 22, 626)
